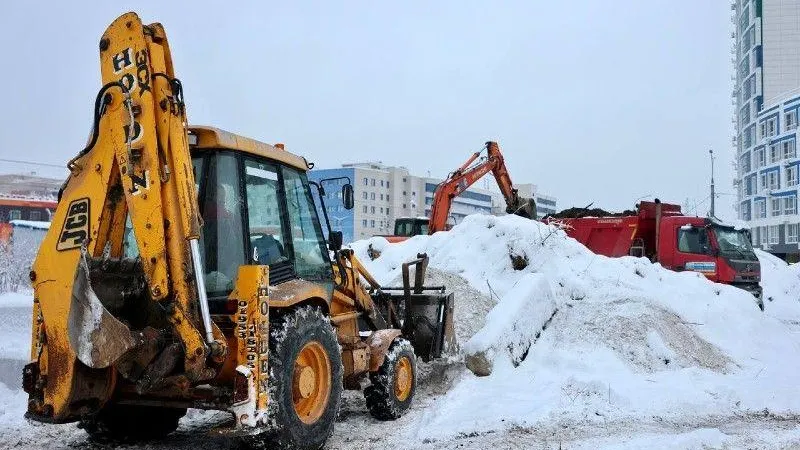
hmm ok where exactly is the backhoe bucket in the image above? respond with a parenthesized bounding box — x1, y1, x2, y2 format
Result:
(68, 256, 140, 369)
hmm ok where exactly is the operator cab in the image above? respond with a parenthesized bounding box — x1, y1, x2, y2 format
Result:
(393, 217, 429, 238)
(124, 127, 353, 310)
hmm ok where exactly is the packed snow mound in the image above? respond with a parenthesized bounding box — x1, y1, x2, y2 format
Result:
(756, 248, 800, 324)
(351, 214, 800, 440)
(463, 273, 557, 376)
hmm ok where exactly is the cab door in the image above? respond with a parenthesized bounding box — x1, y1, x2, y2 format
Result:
(673, 225, 718, 279)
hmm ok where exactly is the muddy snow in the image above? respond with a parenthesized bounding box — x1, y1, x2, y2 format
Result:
(2, 215, 800, 449)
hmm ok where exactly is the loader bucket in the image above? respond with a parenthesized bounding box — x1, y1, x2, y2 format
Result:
(403, 291, 455, 361)
(68, 255, 140, 369)
(374, 253, 456, 361)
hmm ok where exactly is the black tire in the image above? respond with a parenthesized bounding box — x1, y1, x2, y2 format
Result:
(80, 403, 186, 442)
(247, 305, 343, 450)
(364, 338, 416, 421)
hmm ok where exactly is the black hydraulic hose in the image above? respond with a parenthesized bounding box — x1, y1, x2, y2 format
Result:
(77, 81, 130, 160)
(59, 81, 130, 202)
(152, 73, 185, 113)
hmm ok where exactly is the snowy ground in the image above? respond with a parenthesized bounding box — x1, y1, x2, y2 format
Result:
(2, 215, 800, 449)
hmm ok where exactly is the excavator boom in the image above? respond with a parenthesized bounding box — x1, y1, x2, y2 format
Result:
(427, 141, 535, 234)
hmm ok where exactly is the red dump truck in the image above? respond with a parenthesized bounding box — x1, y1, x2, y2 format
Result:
(547, 200, 762, 301)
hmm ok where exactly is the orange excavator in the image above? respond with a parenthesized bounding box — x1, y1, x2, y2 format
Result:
(385, 141, 535, 243)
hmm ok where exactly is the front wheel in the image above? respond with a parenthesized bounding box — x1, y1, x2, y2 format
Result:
(248, 306, 343, 450)
(364, 338, 417, 420)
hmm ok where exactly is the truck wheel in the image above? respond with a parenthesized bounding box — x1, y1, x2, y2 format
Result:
(250, 306, 343, 450)
(364, 338, 416, 420)
(81, 404, 186, 442)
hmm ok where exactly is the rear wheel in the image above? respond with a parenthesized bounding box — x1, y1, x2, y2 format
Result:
(247, 305, 343, 450)
(81, 404, 186, 442)
(364, 338, 416, 420)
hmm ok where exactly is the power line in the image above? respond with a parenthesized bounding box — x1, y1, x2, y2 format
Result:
(0, 158, 64, 169)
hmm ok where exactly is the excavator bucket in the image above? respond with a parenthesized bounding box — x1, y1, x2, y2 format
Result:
(509, 196, 537, 219)
(67, 255, 140, 369)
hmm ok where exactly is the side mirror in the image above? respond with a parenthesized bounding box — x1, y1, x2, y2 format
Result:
(329, 230, 343, 251)
(342, 184, 354, 210)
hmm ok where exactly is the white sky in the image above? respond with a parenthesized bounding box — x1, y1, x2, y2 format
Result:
(0, 1, 735, 219)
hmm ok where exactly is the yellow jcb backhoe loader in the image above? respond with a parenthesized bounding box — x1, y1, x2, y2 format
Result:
(23, 12, 454, 449)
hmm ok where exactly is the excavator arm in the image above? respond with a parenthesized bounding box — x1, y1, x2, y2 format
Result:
(26, 12, 220, 422)
(427, 141, 535, 234)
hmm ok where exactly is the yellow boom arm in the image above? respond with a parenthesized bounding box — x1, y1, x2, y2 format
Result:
(28, 12, 218, 422)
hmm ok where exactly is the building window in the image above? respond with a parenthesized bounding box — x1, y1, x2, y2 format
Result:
(402, 203, 407, 209)
(740, 152, 751, 173)
(370, 192, 375, 200)
(362, 192, 368, 200)
(739, 53, 750, 80)
(387, 195, 390, 202)
(787, 166, 798, 186)
(362, 219, 367, 227)
(741, 104, 751, 127)
(403, 191, 407, 196)
(785, 196, 797, 215)
(363, 177, 368, 186)
(760, 226, 769, 246)
(787, 111, 798, 130)
(362, 205, 367, 213)
(380, 194, 384, 200)
(770, 225, 780, 244)
(770, 144, 781, 163)
(787, 224, 799, 244)
(763, 171, 779, 190)
(739, 6, 750, 34)
(371, 206, 375, 214)
(767, 117, 777, 137)
(371, 179, 375, 186)
(755, 199, 766, 218)
(370, 220, 375, 228)
(402, 177, 407, 183)
(756, 148, 765, 167)
(8, 209, 21, 220)
(783, 139, 796, 159)
(380, 207, 384, 213)
(386, 181, 390, 188)
(760, 122, 766, 140)
(30, 211, 41, 221)
(772, 198, 782, 216)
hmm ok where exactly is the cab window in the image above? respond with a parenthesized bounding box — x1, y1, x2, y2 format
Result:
(282, 166, 331, 280)
(244, 159, 289, 266)
(198, 152, 246, 296)
(677, 227, 709, 254)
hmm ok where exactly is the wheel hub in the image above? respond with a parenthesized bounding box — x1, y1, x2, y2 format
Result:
(293, 365, 316, 399)
(292, 341, 332, 424)
(394, 356, 413, 402)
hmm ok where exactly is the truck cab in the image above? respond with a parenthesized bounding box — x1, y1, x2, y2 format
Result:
(657, 216, 761, 300)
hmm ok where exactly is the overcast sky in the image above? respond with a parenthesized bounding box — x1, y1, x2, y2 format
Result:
(0, 1, 735, 219)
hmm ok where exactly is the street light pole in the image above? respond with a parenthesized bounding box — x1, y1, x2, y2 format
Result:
(709, 148, 715, 217)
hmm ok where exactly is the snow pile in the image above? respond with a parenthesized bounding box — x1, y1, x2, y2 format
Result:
(757, 249, 800, 323)
(462, 273, 557, 376)
(351, 214, 800, 441)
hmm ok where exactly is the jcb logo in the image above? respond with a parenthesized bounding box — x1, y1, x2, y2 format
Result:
(57, 198, 90, 251)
